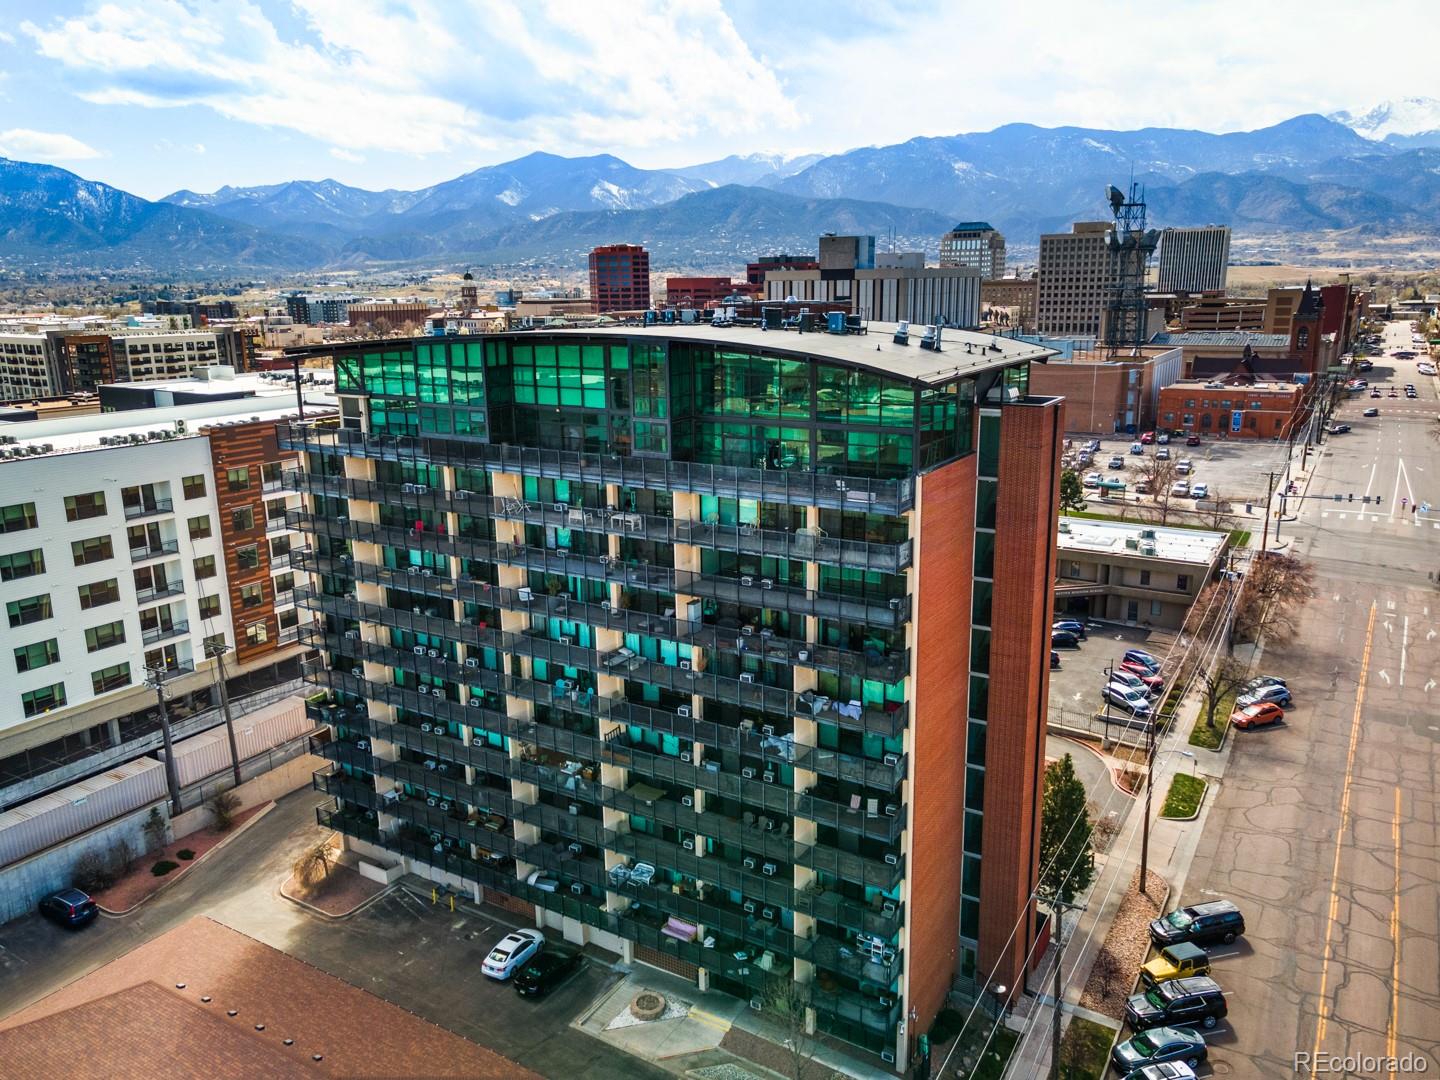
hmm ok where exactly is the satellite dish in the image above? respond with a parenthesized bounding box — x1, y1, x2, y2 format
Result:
(1107, 185, 1125, 213)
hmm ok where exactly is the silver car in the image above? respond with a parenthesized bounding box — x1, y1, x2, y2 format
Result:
(1236, 682, 1292, 708)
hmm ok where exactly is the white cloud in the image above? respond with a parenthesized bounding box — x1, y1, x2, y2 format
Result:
(0, 127, 102, 161)
(329, 147, 364, 163)
(193, 142, 206, 154)
(19, 0, 799, 161)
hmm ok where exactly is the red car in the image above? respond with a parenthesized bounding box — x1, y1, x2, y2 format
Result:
(1185, 434, 1202, 447)
(1230, 702, 1285, 729)
(1119, 662, 1165, 689)
(1139, 431, 1155, 444)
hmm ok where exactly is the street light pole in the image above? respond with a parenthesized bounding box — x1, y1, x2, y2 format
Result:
(146, 665, 182, 815)
(1139, 711, 1157, 898)
(206, 639, 242, 787)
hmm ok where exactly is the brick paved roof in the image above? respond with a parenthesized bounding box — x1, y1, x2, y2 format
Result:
(0, 916, 539, 1080)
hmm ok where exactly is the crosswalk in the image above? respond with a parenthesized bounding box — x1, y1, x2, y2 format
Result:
(1320, 511, 1440, 528)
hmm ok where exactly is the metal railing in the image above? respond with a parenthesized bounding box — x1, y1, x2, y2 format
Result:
(129, 539, 180, 563)
(141, 620, 189, 645)
(135, 581, 185, 605)
(123, 497, 174, 520)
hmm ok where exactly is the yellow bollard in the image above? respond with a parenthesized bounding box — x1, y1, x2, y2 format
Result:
(449, 895, 455, 913)
(431, 887, 437, 904)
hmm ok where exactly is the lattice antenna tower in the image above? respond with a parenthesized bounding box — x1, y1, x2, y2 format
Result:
(1103, 182, 1160, 351)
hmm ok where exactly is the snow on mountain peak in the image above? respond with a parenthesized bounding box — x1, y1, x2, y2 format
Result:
(1329, 97, 1440, 139)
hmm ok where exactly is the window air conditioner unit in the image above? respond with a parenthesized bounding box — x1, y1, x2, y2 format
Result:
(681, 795, 693, 807)
(882, 900, 897, 916)
(426, 797, 437, 807)
(402, 484, 415, 493)
(883, 753, 899, 766)
(760, 579, 773, 590)
(881, 1051, 896, 1065)
(356, 740, 369, 750)
(797, 650, 809, 662)
(454, 490, 471, 499)
(469, 697, 482, 707)
(761, 863, 776, 876)
(884, 853, 899, 866)
(743, 856, 757, 870)
(427, 649, 439, 658)
(518, 587, 533, 602)
(682, 839, 694, 851)
(889, 597, 902, 610)
(421, 569, 432, 577)
(741, 767, 756, 779)
(740, 576, 754, 587)
(760, 724, 774, 737)
(345, 630, 359, 640)
(679, 659, 691, 670)
(680, 751, 692, 763)
(739, 672, 754, 683)
(750, 998, 764, 1011)
(439, 801, 451, 812)
(553, 502, 567, 513)
(407, 566, 419, 575)
(568, 803, 580, 815)
(414, 486, 429, 495)
(570, 882, 584, 895)
(885, 804, 898, 817)
(414, 645, 426, 655)
(351, 667, 363, 676)
(743, 900, 756, 914)
(465, 657, 478, 668)
(677, 705, 691, 718)
(417, 685, 430, 695)
(740, 626, 753, 636)
(421, 722, 433, 732)
(558, 636, 572, 646)
(761, 907, 775, 920)
(568, 842, 584, 854)
(762, 772, 775, 783)
(601, 601, 612, 611)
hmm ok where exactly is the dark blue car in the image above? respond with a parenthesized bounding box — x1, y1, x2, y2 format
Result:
(39, 888, 98, 928)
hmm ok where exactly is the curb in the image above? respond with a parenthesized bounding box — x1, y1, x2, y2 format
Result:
(98, 801, 276, 917)
(280, 873, 395, 920)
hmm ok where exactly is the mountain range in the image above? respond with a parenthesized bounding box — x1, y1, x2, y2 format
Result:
(3, 105, 1439, 273)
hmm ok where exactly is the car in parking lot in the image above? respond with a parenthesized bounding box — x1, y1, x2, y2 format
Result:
(1124, 648, 1162, 672)
(482, 929, 545, 980)
(1125, 976, 1228, 1032)
(1406, 389, 1417, 398)
(1110, 669, 1161, 696)
(1103, 682, 1156, 718)
(1084, 471, 1103, 488)
(1130, 442, 1145, 455)
(1086, 438, 1102, 452)
(1175, 459, 1193, 475)
(1328, 423, 1351, 434)
(1111, 1027, 1209, 1074)
(1141, 942, 1211, 987)
(1185, 434, 1201, 446)
(1120, 1063, 1197, 1080)
(38, 888, 98, 929)
(1151, 900, 1245, 949)
(1170, 480, 1190, 497)
(1052, 628, 1081, 648)
(513, 949, 583, 998)
(1237, 682, 1292, 708)
(1051, 650, 1062, 669)
(1242, 675, 1286, 693)
(1231, 702, 1285, 729)
(1156, 433, 1170, 445)
(1109, 455, 1126, 469)
(1053, 619, 1088, 639)
(1189, 483, 1209, 500)
(1140, 431, 1155, 444)
(1363, 407, 1380, 417)
(1155, 447, 1170, 460)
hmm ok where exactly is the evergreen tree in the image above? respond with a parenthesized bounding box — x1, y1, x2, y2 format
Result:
(1059, 469, 1088, 514)
(1038, 754, 1095, 905)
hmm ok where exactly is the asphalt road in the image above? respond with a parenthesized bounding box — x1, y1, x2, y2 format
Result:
(0, 790, 666, 1080)
(1184, 320, 1440, 1078)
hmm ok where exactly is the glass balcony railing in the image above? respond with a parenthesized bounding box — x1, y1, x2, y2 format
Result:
(141, 620, 189, 645)
(123, 498, 174, 521)
(130, 539, 180, 563)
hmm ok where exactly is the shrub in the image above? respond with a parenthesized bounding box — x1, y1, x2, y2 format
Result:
(73, 852, 117, 894)
(142, 806, 168, 851)
(208, 790, 241, 831)
(293, 840, 334, 888)
(151, 859, 179, 876)
(176, 848, 196, 861)
(113, 838, 135, 876)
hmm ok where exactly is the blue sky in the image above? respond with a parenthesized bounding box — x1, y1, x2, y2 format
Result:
(0, 0, 1430, 199)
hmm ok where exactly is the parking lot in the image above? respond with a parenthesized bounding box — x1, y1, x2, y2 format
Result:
(1048, 620, 1168, 733)
(1071, 434, 1288, 509)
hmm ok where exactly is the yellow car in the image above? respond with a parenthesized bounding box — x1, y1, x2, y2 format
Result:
(1140, 942, 1211, 987)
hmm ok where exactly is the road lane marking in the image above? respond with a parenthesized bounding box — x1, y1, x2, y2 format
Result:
(1310, 600, 1376, 1070)
(689, 1007, 732, 1032)
(1400, 617, 1408, 686)
(1388, 786, 1401, 1062)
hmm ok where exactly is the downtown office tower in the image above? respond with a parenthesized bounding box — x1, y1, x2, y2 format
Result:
(285, 323, 1060, 1070)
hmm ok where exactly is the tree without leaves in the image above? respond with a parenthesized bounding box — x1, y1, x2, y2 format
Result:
(1059, 469, 1088, 514)
(1198, 656, 1250, 729)
(294, 840, 335, 889)
(1199, 486, 1234, 532)
(763, 975, 820, 1080)
(1135, 455, 1179, 525)
(1232, 552, 1316, 649)
(1038, 754, 1095, 906)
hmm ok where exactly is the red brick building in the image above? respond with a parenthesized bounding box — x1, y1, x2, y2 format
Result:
(1156, 379, 1305, 439)
(588, 244, 650, 313)
(745, 253, 819, 286)
(663, 276, 753, 307)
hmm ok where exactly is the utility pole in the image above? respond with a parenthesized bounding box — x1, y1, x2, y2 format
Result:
(1139, 708, 1157, 898)
(1260, 470, 1277, 553)
(1047, 899, 1084, 1080)
(145, 665, 183, 814)
(206, 638, 242, 787)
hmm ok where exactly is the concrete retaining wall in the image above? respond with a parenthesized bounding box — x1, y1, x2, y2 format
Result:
(170, 751, 323, 836)
(0, 802, 160, 925)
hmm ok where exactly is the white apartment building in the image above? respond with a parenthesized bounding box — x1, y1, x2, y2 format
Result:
(939, 222, 1006, 279)
(763, 266, 982, 328)
(0, 398, 316, 774)
(0, 327, 248, 402)
(1037, 221, 1117, 336)
(0, 335, 63, 402)
(1156, 226, 1231, 295)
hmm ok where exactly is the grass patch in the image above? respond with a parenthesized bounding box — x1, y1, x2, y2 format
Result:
(1161, 773, 1208, 819)
(1228, 528, 1252, 547)
(1057, 1016, 1117, 1079)
(151, 859, 179, 876)
(1189, 690, 1237, 750)
(176, 848, 196, 861)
